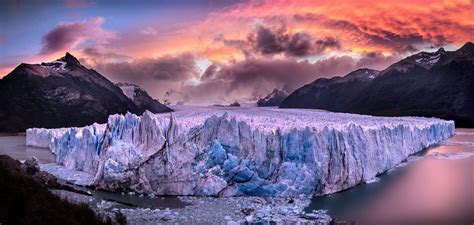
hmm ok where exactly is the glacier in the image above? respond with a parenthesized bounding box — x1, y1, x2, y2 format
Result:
(27, 106, 455, 197)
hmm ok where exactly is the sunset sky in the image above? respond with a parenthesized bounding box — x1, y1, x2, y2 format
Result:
(1, 0, 473, 104)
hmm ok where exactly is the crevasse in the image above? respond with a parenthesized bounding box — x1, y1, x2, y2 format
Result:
(27, 107, 455, 197)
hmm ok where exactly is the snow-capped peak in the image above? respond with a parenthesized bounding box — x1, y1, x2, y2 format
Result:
(409, 47, 447, 69)
(257, 88, 289, 107)
(40, 52, 82, 71)
(382, 48, 446, 74)
(40, 60, 67, 71)
(340, 68, 380, 81)
(58, 52, 81, 66)
(436, 47, 446, 54)
(116, 83, 145, 100)
(267, 89, 287, 99)
(413, 51, 442, 68)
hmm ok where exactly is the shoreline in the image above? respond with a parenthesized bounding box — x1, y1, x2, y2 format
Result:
(52, 187, 354, 225)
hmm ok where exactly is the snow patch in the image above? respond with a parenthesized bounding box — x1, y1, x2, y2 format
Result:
(41, 60, 67, 71)
(365, 177, 381, 184)
(414, 53, 440, 68)
(118, 85, 136, 100)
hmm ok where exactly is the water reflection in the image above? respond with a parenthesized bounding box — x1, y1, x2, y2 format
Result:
(0, 135, 187, 209)
(0, 136, 54, 163)
(307, 129, 474, 225)
(1, 130, 473, 222)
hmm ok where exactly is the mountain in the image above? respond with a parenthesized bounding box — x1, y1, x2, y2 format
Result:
(116, 83, 172, 113)
(279, 69, 379, 109)
(0, 53, 170, 132)
(280, 42, 474, 127)
(257, 89, 288, 107)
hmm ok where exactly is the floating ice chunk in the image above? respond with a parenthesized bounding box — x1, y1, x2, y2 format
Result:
(365, 177, 381, 184)
(454, 131, 474, 135)
(426, 151, 474, 160)
(40, 163, 94, 186)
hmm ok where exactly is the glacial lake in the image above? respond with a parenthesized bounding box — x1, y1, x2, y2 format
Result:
(0, 135, 187, 209)
(0, 129, 473, 224)
(306, 128, 474, 225)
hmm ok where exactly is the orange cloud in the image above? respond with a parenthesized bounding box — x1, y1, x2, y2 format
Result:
(2, 0, 472, 88)
(98, 0, 471, 68)
(186, 0, 473, 58)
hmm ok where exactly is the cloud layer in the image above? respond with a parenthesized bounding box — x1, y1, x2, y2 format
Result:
(40, 17, 113, 55)
(247, 26, 341, 57)
(92, 50, 399, 105)
(2, 0, 473, 105)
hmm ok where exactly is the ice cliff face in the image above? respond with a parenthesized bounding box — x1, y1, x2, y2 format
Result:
(27, 107, 455, 197)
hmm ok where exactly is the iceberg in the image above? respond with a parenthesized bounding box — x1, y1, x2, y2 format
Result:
(27, 106, 454, 197)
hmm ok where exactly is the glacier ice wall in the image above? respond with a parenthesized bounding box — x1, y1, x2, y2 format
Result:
(26, 127, 68, 148)
(27, 107, 455, 197)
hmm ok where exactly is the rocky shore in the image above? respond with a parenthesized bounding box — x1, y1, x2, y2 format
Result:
(0, 154, 357, 224)
(0, 155, 124, 225)
(53, 189, 355, 225)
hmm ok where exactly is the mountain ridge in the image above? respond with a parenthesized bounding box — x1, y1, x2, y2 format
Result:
(280, 43, 474, 127)
(257, 88, 289, 107)
(116, 82, 172, 113)
(0, 53, 171, 132)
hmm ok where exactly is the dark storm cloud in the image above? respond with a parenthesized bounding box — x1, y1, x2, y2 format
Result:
(94, 53, 198, 83)
(286, 32, 314, 56)
(39, 17, 111, 55)
(92, 51, 398, 105)
(41, 24, 84, 55)
(314, 37, 341, 54)
(250, 26, 288, 55)
(91, 53, 200, 104)
(80, 48, 132, 64)
(218, 25, 341, 58)
(250, 26, 341, 57)
(183, 52, 398, 104)
(356, 51, 401, 70)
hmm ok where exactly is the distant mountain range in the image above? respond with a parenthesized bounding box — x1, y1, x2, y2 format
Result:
(280, 42, 474, 127)
(0, 53, 171, 132)
(257, 89, 288, 107)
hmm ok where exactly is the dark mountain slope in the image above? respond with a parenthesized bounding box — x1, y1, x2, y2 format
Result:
(0, 53, 169, 132)
(116, 83, 172, 113)
(280, 68, 380, 110)
(257, 89, 289, 107)
(280, 42, 474, 127)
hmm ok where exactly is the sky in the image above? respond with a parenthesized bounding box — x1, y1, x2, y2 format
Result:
(1, 0, 473, 105)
